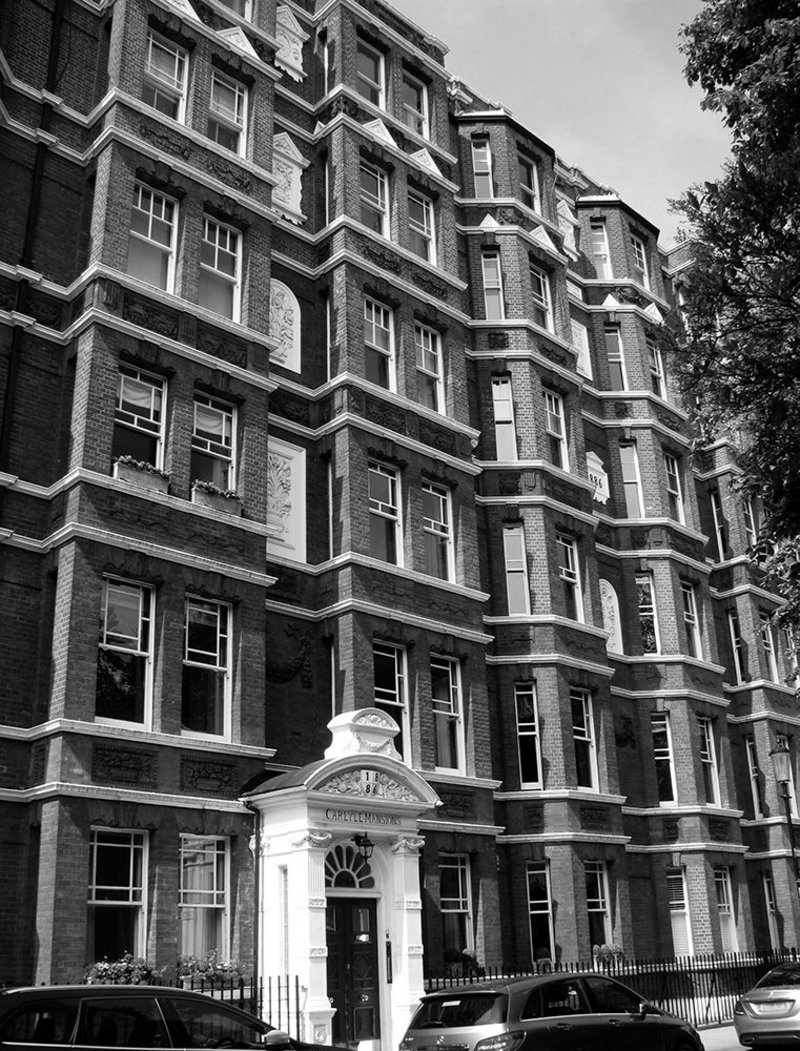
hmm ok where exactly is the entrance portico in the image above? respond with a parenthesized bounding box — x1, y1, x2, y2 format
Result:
(244, 709, 440, 1051)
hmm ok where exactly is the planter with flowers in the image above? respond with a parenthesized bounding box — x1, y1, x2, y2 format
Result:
(113, 456, 169, 495)
(592, 943, 623, 970)
(191, 479, 242, 516)
(83, 952, 160, 985)
(177, 951, 243, 995)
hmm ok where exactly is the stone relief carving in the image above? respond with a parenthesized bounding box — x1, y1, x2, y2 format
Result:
(265, 623, 313, 687)
(275, 5, 309, 82)
(599, 578, 622, 653)
(181, 758, 236, 794)
(391, 834, 425, 854)
(267, 450, 293, 542)
(269, 280, 301, 372)
(272, 133, 308, 223)
(92, 746, 156, 786)
(615, 715, 636, 749)
(317, 768, 417, 801)
(292, 830, 333, 848)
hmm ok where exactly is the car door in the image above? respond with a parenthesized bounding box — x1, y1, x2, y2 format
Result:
(530, 977, 607, 1051)
(159, 995, 269, 1050)
(0, 995, 80, 1051)
(580, 976, 667, 1051)
(73, 995, 170, 1050)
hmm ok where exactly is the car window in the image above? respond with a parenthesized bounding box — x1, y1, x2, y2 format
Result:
(582, 977, 642, 1014)
(409, 994, 508, 1029)
(76, 997, 168, 1048)
(0, 1002, 79, 1044)
(163, 999, 267, 1048)
(758, 967, 800, 988)
(539, 979, 590, 1018)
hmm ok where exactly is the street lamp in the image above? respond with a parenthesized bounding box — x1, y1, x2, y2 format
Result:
(769, 740, 800, 899)
(352, 833, 374, 862)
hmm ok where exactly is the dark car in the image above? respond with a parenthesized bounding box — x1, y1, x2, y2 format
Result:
(733, 961, 800, 1046)
(0, 984, 320, 1051)
(399, 972, 704, 1051)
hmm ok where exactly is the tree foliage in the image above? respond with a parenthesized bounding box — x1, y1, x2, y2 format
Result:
(670, 0, 800, 629)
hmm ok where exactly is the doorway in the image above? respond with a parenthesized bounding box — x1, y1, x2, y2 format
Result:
(326, 898, 380, 1047)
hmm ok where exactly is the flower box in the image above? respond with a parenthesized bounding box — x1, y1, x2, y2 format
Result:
(113, 459, 169, 494)
(191, 485, 243, 516)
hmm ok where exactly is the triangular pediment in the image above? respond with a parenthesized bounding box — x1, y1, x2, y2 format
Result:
(602, 293, 622, 308)
(410, 148, 443, 178)
(218, 26, 259, 61)
(275, 5, 309, 82)
(276, 4, 309, 40)
(363, 118, 397, 147)
(273, 131, 308, 166)
(557, 199, 578, 225)
(530, 225, 560, 255)
(163, 0, 200, 20)
(479, 213, 500, 230)
(644, 302, 664, 324)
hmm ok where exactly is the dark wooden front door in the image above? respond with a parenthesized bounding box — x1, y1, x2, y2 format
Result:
(326, 899, 380, 1046)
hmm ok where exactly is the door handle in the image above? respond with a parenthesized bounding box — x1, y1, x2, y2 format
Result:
(554, 1023, 573, 1030)
(608, 1020, 623, 1027)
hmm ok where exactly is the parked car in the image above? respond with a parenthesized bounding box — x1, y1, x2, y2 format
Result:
(399, 973, 704, 1051)
(0, 984, 328, 1051)
(733, 960, 800, 1046)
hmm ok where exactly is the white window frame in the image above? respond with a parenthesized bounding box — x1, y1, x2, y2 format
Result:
(472, 138, 493, 198)
(88, 828, 147, 959)
(518, 154, 541, 213)
(492, 377, 517, 460)
(143, 31, 188, 121)
(698, 715, 720, 805)
(515, 683, 542, 788)
(209, 70, 247, 156)
(359, 161, 389, 238)
(503, 524, 530, 615)
(414, 324, 443, 412)
(630, 234, 650, 289)
(760, 610, 780, 682)
(368, 459, 401, 566)
(746, 737, 764, 819)
(422, 481, 454, 582)
(604, 324, 626, 390)
(128, 183, 178, 292)
(113, 364, 166, 470)
(667, 869, 693, 956)
(482, 252, 504, 320)
(571, 688, 598, 790)
(584, 860, 611, 946)
(219, 0, 251, 17)
(363, 298, 395, 391)
(179, 835, 230, 960)
(182, 597, 232, 739)
(590, 219, 612, 279)
(430, 654, 465, 773)
(714, 868, 738, 952)
(571, 319, 592, 379)
(527, 861, 554, 964)
(636, 574, 660, 654)
(543, 390, 568, 470)
(664, 453, 685, 523)
(401, 69, 428, 137)
(557, 532, 583, 622)
(776, 732, 798, 817)
(356, 38, 384, 108)
(191, 393, 236, 493)
(651, 712, 677, 804)
(199, 217, 241, 322)
(681, 582, 702, 659)
(97, 577, 154, 728)
(744, 498, 759, 549)
(647, 336, 666, 399)
(530, 263, 553, 332)
(408, 189, 435, 264)
(373, 640, 409, 760)
(710, 489, 728, 561)
(763, 873, 781, 951)
(619, 443, 644, 518)
(728, 609, 748, 683)
(439, 854, 474, 954)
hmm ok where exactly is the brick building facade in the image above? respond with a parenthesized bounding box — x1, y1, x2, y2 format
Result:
(1, 0, 798, 1042)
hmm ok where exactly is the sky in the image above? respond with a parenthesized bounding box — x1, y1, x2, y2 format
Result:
(391, 0, 732, 245)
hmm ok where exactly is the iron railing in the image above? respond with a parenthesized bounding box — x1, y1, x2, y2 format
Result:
(171, 975, 302, 1038)
(425, 949, 798, 1029)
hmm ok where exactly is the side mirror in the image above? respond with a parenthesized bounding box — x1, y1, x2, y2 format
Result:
(264, 1031, 293, 1050)
(636, 1002, 651, 1019)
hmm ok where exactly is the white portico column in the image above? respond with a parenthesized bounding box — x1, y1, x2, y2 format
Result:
(388, 833, 427, 1045)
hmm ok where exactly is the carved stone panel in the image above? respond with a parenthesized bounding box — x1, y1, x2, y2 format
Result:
(92, 745, 157, 787)
(181, 756, 236, 795)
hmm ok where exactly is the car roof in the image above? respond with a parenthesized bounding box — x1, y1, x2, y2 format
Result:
(0, 986, 261, 1015)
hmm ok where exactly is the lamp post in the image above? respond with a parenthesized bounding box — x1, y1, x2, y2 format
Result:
(770, 740, 800, 901)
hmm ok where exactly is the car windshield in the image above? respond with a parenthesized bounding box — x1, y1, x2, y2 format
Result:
(410, 993, 508, 1028)
(758, 967, 800, 988)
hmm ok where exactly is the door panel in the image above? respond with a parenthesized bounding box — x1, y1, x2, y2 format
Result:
(326, 899, 380, 1047)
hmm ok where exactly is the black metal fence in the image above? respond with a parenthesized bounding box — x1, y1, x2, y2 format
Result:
(425, 949, 798, 1029)
(173, 975, 302, 1038)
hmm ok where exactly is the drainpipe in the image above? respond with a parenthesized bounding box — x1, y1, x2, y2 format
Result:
(244, 800, 261, 1002)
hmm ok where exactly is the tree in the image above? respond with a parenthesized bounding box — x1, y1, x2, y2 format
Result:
(670, 0, 800, 631)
